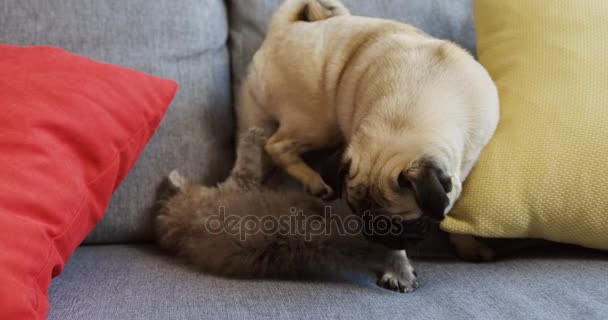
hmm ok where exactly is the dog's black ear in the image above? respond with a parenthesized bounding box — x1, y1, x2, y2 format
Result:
(320, 147, 348, 197)
(402, 160, 452, 220)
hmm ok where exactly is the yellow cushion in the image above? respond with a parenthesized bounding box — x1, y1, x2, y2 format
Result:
(441, 0, 608, 250)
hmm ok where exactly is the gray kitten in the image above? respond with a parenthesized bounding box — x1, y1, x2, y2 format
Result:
(154, 128, 418, 293)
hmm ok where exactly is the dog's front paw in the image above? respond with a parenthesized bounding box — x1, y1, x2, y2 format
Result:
(306, 179, 335, 201)
(377, 265, 418, 293)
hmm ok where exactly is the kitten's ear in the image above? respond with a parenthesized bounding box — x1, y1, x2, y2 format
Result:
(403, 159, 452, 220)
(320, 146, 348, 197)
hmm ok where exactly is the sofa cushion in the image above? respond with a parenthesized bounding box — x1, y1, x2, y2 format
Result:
(228, 0, 476, 87)
(0, 0, 234, 243)
(48, 245, 608, 320)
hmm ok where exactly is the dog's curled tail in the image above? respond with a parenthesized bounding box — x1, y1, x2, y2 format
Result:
(270, 0, 350, 29)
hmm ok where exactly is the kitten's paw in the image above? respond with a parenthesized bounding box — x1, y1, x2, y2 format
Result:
(377, 265, 418, 293)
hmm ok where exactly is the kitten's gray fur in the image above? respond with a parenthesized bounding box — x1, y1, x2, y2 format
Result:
(154, 128, 418, 293)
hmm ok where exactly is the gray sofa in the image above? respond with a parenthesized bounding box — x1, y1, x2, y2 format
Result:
(2, 1, 607, 319)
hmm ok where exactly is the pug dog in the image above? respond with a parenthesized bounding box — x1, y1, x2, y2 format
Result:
(236, 0, 500, 257)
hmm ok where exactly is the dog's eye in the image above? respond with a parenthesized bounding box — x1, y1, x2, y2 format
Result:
(398, 173, 412, 189)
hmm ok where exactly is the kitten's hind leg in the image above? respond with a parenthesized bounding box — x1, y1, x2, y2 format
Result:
(376, 250, 418, 293)
(224, 127, 269, 190)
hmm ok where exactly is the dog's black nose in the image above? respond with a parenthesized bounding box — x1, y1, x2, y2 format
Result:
(428, 212, 446, 223)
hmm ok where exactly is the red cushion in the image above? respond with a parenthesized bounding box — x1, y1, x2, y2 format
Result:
(0, 45, 177, 319)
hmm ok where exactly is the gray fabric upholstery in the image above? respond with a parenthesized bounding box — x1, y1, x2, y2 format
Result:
(48, 245, 608, 320)
(228, 0, 476, 87)
(0, 0, 235, 243)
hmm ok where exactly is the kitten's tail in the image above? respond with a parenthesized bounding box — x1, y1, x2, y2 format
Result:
(152, 170, 185, 205)
(270, 0, 350, 30)
(153, 170, 188, 251)
(167, 170, 187, 191)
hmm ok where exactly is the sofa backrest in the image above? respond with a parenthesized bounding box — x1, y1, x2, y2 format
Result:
(1, 0, 475, 247)
(228, 0, 476, 89)
(1, 0, 235, 244)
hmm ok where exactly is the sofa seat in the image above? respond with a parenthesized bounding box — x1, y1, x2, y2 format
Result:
(48, 245, 608, 320)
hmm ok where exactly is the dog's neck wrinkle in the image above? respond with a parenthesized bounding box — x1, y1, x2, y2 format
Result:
(355, 111, 416, 144)
(352, 120, 457, 175)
